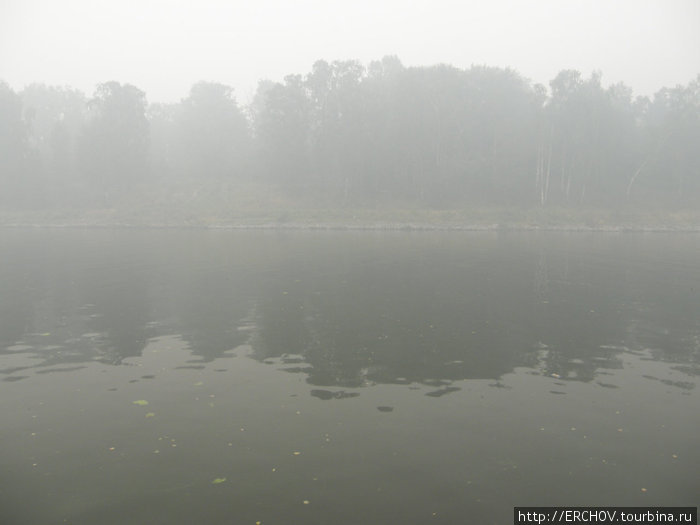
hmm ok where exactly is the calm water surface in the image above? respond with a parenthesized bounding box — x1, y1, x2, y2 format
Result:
(0, 230, 698, 524)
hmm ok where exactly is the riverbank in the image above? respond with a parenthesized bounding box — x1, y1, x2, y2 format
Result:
(1, 206, 699, 232)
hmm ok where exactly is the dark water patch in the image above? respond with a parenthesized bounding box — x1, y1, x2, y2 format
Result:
(425, 386, 461, 397)
(671, 365, 700, 377)
(377, 406, 394, 412)
(423, 379, 452, 387)
(658, 379, 694, 390)
(281, 356, 305, 364)
(35, 366, 87, 374)
(641, 374, 695, 390)
(310, 389, 360, 400)
(0, 366, 33, 375)
(279, 366, 314, 374)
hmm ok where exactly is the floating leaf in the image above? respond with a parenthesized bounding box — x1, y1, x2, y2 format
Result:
(211, 477, 227, 484)
(132, 400, 149, 406)
(145, 412, 155, 418)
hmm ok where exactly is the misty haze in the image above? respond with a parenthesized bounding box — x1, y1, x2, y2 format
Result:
(1, 59, 700, 223)
(1, 1, 699, 523)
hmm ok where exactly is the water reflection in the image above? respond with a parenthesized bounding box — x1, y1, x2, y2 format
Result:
(0, 230, 697, 393)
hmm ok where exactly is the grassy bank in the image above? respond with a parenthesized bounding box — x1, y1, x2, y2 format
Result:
(1, 203, 699, 231)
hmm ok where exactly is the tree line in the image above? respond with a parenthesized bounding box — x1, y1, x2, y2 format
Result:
(1, 56, 698, 210)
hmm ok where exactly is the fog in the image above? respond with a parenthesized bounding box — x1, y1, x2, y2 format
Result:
(1, 0, 699, 225)
(2, 3, 700, 522)
(2, 0, 699, 103)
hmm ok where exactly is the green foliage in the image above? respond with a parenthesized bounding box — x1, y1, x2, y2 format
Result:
(0, 81, 30, 207)
(1, 64, 699, 214)
(173, 82, 250, 181)
(80, 81, 149, 204)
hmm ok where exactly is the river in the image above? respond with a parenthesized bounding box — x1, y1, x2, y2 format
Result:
(0, 229, 697, 524)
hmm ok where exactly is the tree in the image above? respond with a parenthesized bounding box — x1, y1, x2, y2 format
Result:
(175, 82, 250, 182)
(461, 66, 538, 204)
(635, 77, 700, 205)
(79, 81, 149, 204)
(545, 70, 628, 206)
(305, 59, 366, 200)
(361, 56, 406, 201)
(252, 75, 312, 191)
(20, 84, 87, 205)
(0, 82, 25, 204)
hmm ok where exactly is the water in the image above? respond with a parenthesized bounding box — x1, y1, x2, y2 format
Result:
(0, 229, 698, 524)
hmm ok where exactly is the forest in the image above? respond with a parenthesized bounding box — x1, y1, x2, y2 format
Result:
(1, 56, 699, 221)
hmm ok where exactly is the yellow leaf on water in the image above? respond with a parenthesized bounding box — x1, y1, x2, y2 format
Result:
(145, 412, 155, 418)
(132, 400, 149, 406)
(211, 478, 227, 484)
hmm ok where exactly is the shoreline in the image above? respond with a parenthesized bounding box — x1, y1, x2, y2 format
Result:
(1, 207, 699, 233)
(2, 222, 699, 233)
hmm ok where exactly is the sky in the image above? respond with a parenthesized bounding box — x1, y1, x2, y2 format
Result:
(1, 0, 698, 104)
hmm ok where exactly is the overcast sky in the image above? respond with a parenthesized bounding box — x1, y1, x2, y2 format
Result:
(1, 0, 698, 104)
